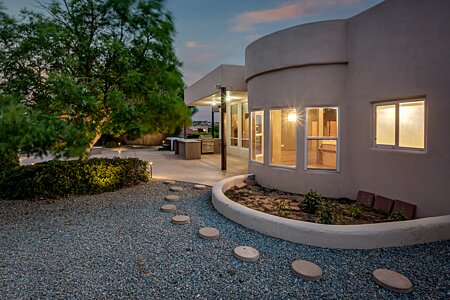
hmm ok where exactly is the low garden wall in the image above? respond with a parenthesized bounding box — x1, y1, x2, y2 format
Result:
(212, 174, 450, 249)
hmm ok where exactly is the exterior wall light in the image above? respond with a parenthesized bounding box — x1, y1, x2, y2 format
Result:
(288, 111, 297, 122)
(226, 91, 231, 102)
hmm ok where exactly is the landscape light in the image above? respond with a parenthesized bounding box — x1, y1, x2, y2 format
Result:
(149, 162, 153, 178)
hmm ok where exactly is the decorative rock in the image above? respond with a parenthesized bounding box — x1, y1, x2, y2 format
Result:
(234, 182, 247, 190)
(171, 215, 190, 225)
(356, 191, 375, 207)
(291, 260, 323, 281)
(164, 180, 176, 185)
(392, 200, 416, 219)
(373, 269, 413, 294)
(165, 195, 180, 201)
(194, 184, 207, 190)
(373, 195, 395, 214)
(198, 227, 220, 240)
(170, 186, 183, 192)
(233, 246, 260, 262)
(160, 204, 176, 212)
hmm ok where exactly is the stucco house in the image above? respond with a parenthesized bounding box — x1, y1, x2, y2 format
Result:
(184, 0, 450, 218)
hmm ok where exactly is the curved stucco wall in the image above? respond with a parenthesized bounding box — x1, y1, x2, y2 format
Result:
(212, 175, 450, 249)
(244, 0, 450, 218)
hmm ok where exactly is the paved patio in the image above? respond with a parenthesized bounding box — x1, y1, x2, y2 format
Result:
(20, 148, 248, 186)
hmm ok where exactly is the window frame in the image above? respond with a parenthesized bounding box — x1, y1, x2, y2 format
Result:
(229, 103, 239, 148)
(304, 106, 340, 172)
(373, 98, 427, 152)
(268, 108, 297, 170)
(250, 110, 265, 164)
(241, 102, 249, 149)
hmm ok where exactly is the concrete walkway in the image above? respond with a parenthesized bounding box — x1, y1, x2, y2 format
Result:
(20, 148, 248, 186)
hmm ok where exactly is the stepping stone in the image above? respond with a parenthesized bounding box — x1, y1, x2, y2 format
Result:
(160, 204, 176, 212)
(373, 269, 413, 294)
(165, 195, 180, 201)
(291, 260, 323, 281)
(234, 182, 247, 190)
(172, 215, 190, 225)
(164, 180, 176, 185)
(198, 227, 220, 240)
(170, 186, 183, 192)
(194, 184, 207, 190)
(233, 246, 260, 262)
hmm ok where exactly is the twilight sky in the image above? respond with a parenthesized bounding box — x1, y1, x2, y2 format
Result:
(3, 0, 383, 120)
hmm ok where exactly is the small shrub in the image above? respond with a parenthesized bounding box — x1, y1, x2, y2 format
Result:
(104, 141, 118, 148)
(389, 212, 408, 221)
(0, 158, 149, 199)
(320, 201, 334, 224)
(348, 204, 363, 219)
(302, 190, 322, 214)
(275, 199, 291, 217)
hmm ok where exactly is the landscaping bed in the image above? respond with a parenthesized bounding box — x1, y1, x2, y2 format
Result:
(225, 183, 398, 225)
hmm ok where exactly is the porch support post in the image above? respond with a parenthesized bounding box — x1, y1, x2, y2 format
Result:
(220, 86, 227, 171)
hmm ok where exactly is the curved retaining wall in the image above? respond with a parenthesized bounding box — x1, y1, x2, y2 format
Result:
(212, 174, 450, 249)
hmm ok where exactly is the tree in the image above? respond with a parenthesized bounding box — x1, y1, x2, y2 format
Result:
(0, 0, 188, 160)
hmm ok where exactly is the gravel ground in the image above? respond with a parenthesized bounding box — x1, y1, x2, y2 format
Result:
(0, 180, 449, 299)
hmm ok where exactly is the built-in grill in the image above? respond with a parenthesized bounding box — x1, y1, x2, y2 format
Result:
(200, 135, 214, 154)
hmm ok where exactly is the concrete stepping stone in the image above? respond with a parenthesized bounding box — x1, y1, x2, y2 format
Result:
(233, 246, 260, 262)
(164, 180, 176, 185)
(160, 204, 176, 212)
(172, 215, 190, 225)
(198, 227, 220, 240)
(194, 184, 207, 190)
(291, 260, 323, 281)
(170, 186, 183, 192)
(373, 269, 413, 293)
(165, 195, 180, 201)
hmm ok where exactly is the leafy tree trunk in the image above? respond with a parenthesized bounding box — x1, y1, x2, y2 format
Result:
(84, 116, 108, 157)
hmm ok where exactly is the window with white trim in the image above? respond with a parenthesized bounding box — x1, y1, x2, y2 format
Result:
(230, 104, 238, 147)
(305, 107, 339, 171)
(251, 111, 264, 163)
(374, 99, 425, 150)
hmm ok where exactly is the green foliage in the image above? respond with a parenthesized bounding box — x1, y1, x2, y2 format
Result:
(104, 141, 118, 148)
(348, 204, 363, 219)
(302, 190, 322, 214)
(320, 201, 334, 224)
(389, 212, 408, 221)
(275, 199, 290, 217)
(0, 158, 149, 199)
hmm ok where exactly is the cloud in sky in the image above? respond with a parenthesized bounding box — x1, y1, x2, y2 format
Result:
(185, 41, 215, 49)
(231, 0, 360, 32)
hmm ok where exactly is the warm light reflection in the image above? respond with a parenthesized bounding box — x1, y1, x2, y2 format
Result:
(288, 111, 297, 122)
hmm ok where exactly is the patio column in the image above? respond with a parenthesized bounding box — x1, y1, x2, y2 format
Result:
(220, 86, 227, 170)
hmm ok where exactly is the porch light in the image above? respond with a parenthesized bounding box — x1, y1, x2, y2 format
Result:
(288, 111, 297, 122)
(211, 97, 217, 106)
(226, 91, 231, 102)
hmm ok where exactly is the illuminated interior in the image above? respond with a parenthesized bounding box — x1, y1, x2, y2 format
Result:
(270, 109, 296, 167)
(251, 111, 264, 162)
(242, 103, 249, 148)
(230, 104, 238, 146)
(375, 104, 396, 145)
(306, 107, 338, 170)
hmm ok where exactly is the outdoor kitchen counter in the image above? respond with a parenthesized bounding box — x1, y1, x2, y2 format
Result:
(173, 139, 201, 160)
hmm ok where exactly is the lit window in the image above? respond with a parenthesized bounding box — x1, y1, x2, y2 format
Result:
(374, 100, 425, 149)
(251, 111, 264, 162)
(306, 107, 339, 171)
(242, 103, 249, 148)
(230, 104, 238, 147)
(270, 109, 296, 167)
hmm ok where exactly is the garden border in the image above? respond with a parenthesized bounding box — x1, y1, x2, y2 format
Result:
(212, 174, 450, 249)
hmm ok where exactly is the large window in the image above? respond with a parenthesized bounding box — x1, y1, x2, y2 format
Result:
(374, 100, 425, 150)
(306, 107, 339, 171)
(242, 103, 249, 148)
(230, 104, 238, 147)
(270, 109, 296, 167)
(251, 111, 264, 162)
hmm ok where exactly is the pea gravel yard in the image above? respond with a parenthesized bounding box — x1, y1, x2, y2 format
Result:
(0, 181, 449, 299)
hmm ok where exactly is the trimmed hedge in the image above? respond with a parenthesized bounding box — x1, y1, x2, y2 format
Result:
(0, 158, 149, 199)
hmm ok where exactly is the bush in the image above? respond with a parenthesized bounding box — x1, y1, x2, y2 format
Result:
(302, 190, 322, 214)
(0, 158, 149, 199)
(389, 212, 408, 221)
(275, 199, 290, 217)
(104, 141, 118, 148)
(348, 204, 363, 219)
(320, 201, 334, 224)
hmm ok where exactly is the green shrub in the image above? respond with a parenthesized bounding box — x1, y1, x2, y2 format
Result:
(389, 212, 408, 221)
(0, 158, 149, 199)
(104, 141, 118, 148)
(320, 201, 334, 224)
(348, 204, 363, 219)
(302, 190, 322, 214)
(275, 199, 290, 217)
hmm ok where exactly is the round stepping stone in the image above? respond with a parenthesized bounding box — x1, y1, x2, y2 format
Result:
(165, 195, 180, 201)
(373, 269, 413, 294)
(172, 215, 190, 225)
(160, 204, 176, 212)
(233, 246, 260, 262)
(170, 186, 183, 192)
(291, 260, 323, 281)
(164, 180, 176, 185)
(194, 184, 207, 190)
(198, 227, 220, 240)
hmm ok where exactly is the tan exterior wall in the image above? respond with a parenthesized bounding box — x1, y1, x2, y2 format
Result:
(246, 0, 450, 217)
